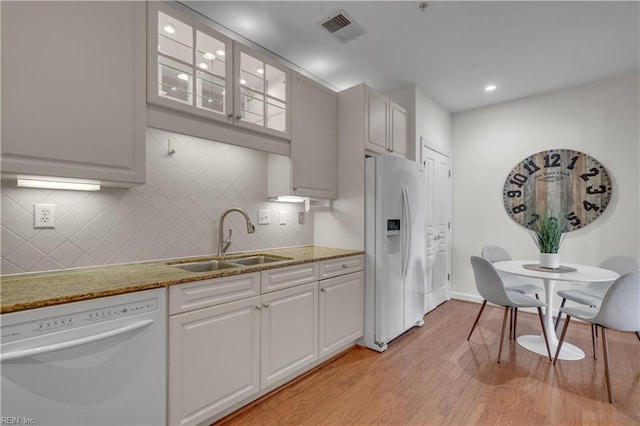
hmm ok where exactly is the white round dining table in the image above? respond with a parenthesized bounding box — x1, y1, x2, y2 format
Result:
(492, 260, 619, 360)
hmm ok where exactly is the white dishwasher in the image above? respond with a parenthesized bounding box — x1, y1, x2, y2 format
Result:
(1, 288, 166, 426)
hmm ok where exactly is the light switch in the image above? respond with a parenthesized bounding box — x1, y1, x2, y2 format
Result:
(258, 209, 270, 225)
(279, 210, 287, 225)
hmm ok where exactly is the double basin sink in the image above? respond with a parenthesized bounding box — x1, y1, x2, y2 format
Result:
(170, 255, 292, 273)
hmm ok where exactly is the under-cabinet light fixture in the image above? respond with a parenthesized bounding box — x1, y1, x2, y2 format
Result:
(17, 178, 100, 191)
(269, 196, 307, 203)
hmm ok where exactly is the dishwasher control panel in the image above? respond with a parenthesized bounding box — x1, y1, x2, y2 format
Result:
(1, 297, 159, 343)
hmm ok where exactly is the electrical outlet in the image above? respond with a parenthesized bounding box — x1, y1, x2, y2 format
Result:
(298, 211, 305, 225)
(34, 203, 55, 228)
(258, 209, 270, 225)
(279, 210, 287, 225)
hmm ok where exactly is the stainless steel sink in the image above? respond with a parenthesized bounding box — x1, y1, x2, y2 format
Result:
(227, 255, 291, 266)
(172, 260, 240, 273)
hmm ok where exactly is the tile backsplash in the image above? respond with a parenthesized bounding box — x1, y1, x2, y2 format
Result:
(1, 128, 313, 274)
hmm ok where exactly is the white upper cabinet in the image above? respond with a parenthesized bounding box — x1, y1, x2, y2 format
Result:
(290, 72, 338, 199)
(366, 88, 389, 154)
(389, 102, 409, 157)
(1, 1, 146, 187)
(148, 3, 233, 126)
(147, 3, 291, 142)
(341, 84, 408, 158)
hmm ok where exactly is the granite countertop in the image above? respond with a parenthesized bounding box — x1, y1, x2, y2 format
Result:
(0, 246, 364, 314)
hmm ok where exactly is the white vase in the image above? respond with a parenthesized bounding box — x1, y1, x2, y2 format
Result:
(539, 253, 560, 269)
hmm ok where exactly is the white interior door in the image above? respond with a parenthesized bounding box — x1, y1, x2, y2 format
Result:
(422, 142, 451, 312)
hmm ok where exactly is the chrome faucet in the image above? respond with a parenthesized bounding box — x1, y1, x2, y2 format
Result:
(217, 207, 255, 257)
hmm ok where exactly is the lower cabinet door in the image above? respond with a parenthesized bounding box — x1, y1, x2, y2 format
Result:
(319, 271, 364, 359)
(260, 282, 319, 388)
(169, 296, 261, 426)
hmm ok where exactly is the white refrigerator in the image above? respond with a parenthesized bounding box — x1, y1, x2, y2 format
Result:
(364, 154, 426, 352)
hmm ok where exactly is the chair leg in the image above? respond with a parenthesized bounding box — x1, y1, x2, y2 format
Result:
(591, 324, 598, 360)
(467, 300, 487, 341)
(497, 307, 510, 364)
(635, 331, 640, 342)
(601, 327, 612, 403)
(553, 315, 572, 365)
(536, 307, 552, 361)
(555, 298, 567, 332)
(509, 308, 513, 340)
(513, 307, 519, 339)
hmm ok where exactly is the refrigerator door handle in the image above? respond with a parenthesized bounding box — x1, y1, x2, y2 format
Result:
(401, 186, 411, 279)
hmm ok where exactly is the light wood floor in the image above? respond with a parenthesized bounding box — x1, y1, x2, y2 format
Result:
(217, 300, 640, 425)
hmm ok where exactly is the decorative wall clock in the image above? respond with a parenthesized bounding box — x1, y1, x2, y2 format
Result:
(502, 149, 612, 232)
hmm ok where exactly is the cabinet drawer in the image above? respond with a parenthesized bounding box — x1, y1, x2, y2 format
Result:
(260, 263, 319, 293)
(169, 273, 260, 315)
(320, 255, 364, 279)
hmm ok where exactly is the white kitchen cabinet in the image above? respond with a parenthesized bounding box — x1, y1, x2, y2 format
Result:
(1, 1, 146, 187)
(319, 256, 364, 360)
(260, 282, 319, 388)
(340, 84, 409, 158)
(169, 296, 261, 426)
(389, 102, 409, 157)
(147, 3, 291, 144)
(366, 88, 389, 154)
(289, 72, 338, 199)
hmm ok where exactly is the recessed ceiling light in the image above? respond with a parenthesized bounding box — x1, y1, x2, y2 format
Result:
(208, 99, 212, 103)
(177, 73, 189, 81)
(485, 84, 497, 92)
(222, 90, 225, 95)
(203, 52, 215, 60)
(256, 68, 264, 75)
(240, 78, 247, 85)
(198, 62, 209, 70)
(215, 48, 225, 56)
(162, 23, 175, 34)
(171, 87, 177, 91)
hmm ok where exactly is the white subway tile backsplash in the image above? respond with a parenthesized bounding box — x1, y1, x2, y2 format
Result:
(1, 129, 313, 274)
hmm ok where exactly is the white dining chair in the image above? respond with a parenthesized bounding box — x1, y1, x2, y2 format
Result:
(468, 256, 552, 363)
(481, 245, 543, 339)
(554, 256, 639, 341)
(553, 271, 640, 403)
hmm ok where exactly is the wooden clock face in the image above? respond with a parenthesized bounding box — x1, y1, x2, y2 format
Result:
(502, 149, 612, 232)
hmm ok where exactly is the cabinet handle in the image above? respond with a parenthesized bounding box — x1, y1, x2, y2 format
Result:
(320, 288, 327, 292)
(227, 114, 233, 120)
(236, 115, 242, 120)
(263, 303, 270, 308)
(255, 305, 262, 310)
(342, 264, 349, 268)
(293, 186, 298, 190)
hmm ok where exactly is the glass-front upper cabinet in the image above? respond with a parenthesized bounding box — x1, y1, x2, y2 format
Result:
(147, 3, 290, 139)
(234, 42, 290, 138)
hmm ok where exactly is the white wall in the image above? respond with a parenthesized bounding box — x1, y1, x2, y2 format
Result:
(1, 128, 313, 274)
(451, 73, 640, 302)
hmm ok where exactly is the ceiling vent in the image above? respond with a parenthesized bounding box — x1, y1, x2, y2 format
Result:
(319, 9, 366, 43)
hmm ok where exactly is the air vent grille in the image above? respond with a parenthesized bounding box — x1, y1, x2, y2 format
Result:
(318, 9, 366, 43)
(321, 13, 351, 33)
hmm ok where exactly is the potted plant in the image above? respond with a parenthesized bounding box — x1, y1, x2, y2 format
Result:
(530, 211, 568, 269)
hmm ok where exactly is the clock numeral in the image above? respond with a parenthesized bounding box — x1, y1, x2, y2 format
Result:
(583, 200, 600, 212)
(586, 185, 606, 194)
(566, 211, 581, 227)
(543, 153, 561, 168)
(523, 159, 540, 175)
(567, 155, 579, 170)
(526, 212, 540, 226)
(511, 204, 527, 214)
(509, 173, 528, 188)
(580, 167, 600, 182)
(506, 190, 522, 198)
